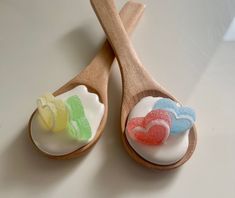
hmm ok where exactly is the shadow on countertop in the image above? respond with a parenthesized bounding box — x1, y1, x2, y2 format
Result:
(0, 126, 87, 194)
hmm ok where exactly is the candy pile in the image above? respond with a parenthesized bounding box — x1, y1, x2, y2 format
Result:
(126, 98, 196, 145)
(37, 93, 92, 141)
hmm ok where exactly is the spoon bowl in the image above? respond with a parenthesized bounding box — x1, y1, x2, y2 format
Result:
(120, 77, 197, 169)
(29, 85, 107, 160)
(28, 1, 145, 159)
(121, 89, 197, 170)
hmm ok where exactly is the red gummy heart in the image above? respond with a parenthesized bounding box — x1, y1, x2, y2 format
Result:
(127, 110, 171, 145)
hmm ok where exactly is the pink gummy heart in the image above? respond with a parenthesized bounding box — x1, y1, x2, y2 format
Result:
(127, 110, 172, 145)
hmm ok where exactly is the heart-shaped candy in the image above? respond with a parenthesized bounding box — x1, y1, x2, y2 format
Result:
(153, 98, 196, 134)
(126, 110, 171, 145)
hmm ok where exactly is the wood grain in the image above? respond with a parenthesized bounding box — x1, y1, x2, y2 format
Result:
(91, 0, 197, 169)
(28, 1, 145, 159)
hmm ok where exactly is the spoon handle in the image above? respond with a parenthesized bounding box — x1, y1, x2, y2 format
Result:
(91, 0, 156, 95)
(89, 1, 145, 73)
(55, 1, 145, 96)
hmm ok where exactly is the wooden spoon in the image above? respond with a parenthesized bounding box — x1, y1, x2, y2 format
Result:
(28, 1, 145, 160)
(91, 0, 197, 170)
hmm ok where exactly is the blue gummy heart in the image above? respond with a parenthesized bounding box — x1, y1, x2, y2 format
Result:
(153, 98, 196, 134)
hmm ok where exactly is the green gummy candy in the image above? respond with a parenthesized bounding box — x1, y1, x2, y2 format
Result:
(66, 95, 92, 141)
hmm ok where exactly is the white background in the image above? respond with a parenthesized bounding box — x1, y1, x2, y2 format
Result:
(0, 0, 235, 197)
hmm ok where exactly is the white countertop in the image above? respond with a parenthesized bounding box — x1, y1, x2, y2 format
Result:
(0, 0, 235, 197)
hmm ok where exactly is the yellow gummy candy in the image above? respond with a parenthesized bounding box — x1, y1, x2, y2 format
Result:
(37, 93, 68, 132)
(52, 99, 68, 132)
(37, 94, 56, 130)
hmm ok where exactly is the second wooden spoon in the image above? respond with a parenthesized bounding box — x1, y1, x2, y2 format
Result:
(91, 0, 197, 170)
